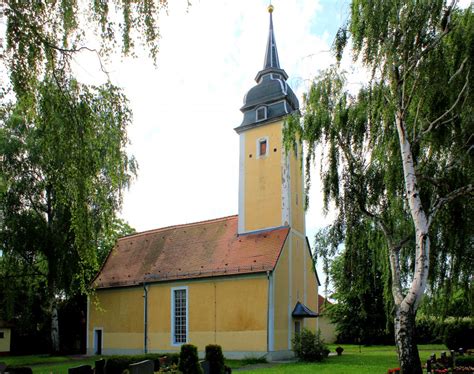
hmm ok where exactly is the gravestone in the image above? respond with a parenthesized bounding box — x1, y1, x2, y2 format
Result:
(95, 359, 106, 374)
(0, 363, 6, 374)
(200, 360, 210, 374)
(68, 365, 93, 374)
(128, 360, 154, 374)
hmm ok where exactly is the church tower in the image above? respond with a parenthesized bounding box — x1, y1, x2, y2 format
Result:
(235, 5, 304, 238)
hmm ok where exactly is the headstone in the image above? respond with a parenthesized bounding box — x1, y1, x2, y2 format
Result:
(200, 360, 210, 374)
(68, 365, 93, 374)
(5, 368, 33, 374)
(95, 359, 106, 374)
(426, 359, 432, 373)
(128, 360, 154, 374)
(0, 362, 6, 374)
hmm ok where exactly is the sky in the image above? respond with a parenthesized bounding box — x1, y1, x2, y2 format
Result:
(73, 0, 349, 236)
(70, 0, 351, 287)
(2, 0, 471, 285)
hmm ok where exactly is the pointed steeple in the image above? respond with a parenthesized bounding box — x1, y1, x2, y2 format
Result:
(235, 5, 298, 132)
(255, 5, 288, 83)
(263, 5, 280, 70)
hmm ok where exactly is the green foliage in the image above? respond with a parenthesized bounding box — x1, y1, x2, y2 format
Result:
(3, 1, 169, 97)
(205, 344, 225, 374)
(0, 74, 136, 352)
(292, 328, 329, 362)
(414, 316, 443, 344)
(442, 318, 474, 350)
(285, 2, 473, 372)
(327, 246, 393, 345)
(456, 356, 474, 367)
(96, 217, 135, 265)
(178, 344, 203, 374)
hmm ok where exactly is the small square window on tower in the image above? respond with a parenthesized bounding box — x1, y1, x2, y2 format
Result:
(258, 139, 268, 157)
(256, 106, 267, 122)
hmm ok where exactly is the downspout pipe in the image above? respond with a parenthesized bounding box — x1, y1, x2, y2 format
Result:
(143, 282, 149, 354)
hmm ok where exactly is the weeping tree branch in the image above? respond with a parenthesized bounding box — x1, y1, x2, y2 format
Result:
(428, 184, 474, 227)
(421, 70, 469, 137)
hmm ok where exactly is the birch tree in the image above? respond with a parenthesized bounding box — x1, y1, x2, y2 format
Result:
(1, 0, 171, 353)
(285, 2, 473, 373)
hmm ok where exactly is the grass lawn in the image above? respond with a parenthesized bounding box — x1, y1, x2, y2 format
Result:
(241, 344, 447, 373)
(0, 344, 447, 373)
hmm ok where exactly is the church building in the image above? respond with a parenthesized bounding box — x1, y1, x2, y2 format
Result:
(87, 5, 320, 360)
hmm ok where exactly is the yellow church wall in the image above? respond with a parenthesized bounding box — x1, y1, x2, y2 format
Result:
(147, 275, 268, 354)
(90, 275, 268, 355)
(0, 328, 11, 353)
(243, 121, 284, 232)
(88, 287, 144, 354)
(272, 239, 289, 351)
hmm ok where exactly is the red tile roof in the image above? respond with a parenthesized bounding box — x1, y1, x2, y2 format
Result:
(318, 294, 332, 312)
(93, 215, 290, 289)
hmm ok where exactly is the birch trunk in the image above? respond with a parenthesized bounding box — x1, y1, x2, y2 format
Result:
(51, 296, 60, 353)
(393, 111, 430, 374)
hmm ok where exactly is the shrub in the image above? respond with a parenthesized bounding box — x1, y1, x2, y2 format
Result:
(443, 318, 474, 350)
(292, 328, 328, 362)
(456, 355, 474, 367)
(105, 354, 167, 374)
(205, 344, 225, 374)
(178, 344, 203, 374)
(415, 316, 442, 344)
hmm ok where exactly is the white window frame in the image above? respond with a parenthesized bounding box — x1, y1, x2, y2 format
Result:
(256, 136, 269, 159)
(256, 106, 267, 122)
(171, 286, 188, 346)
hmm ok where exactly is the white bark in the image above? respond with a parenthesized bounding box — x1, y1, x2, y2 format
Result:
(51, 298, 60, 353)
(395, 111, 430, 312)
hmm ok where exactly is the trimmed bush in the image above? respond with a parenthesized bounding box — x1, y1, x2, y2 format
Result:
(456, 355, 474, 367)
(292, 328, 328, 362)
(443, 319, 474, 350)
(205, 345, 225, 374)
(178, 344, 203, 374)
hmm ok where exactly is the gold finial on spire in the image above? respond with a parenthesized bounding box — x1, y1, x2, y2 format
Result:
(268, 4, 274, 13)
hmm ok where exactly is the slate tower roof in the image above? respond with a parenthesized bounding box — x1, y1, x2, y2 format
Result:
(236, 5, 299, 133)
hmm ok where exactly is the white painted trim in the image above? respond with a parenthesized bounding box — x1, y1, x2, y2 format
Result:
(281, 151, 290, 227)
(171, 286, 189, 346)
(256, 136, 269, 159)
(268, 272, 275, 351)
(238, 133, 245, 234)
(93, 327, 104, 355)
(86, 296, 90, 352)
(291, 229, 305, 240)
(287, 233, 293, 349)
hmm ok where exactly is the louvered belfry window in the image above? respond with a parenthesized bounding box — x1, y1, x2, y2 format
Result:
(173, 288, 187, 344)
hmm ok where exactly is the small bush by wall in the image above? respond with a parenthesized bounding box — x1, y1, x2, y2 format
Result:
(205, 344, 225, 374)
(178, 344, 203, 374)
(292, 328, 328, 362)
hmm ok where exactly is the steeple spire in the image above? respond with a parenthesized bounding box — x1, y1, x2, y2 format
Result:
(263, 4, 280, 70)
(254, 5, 288, 83)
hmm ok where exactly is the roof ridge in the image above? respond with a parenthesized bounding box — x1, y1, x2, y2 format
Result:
(119, 214, 238, 240)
